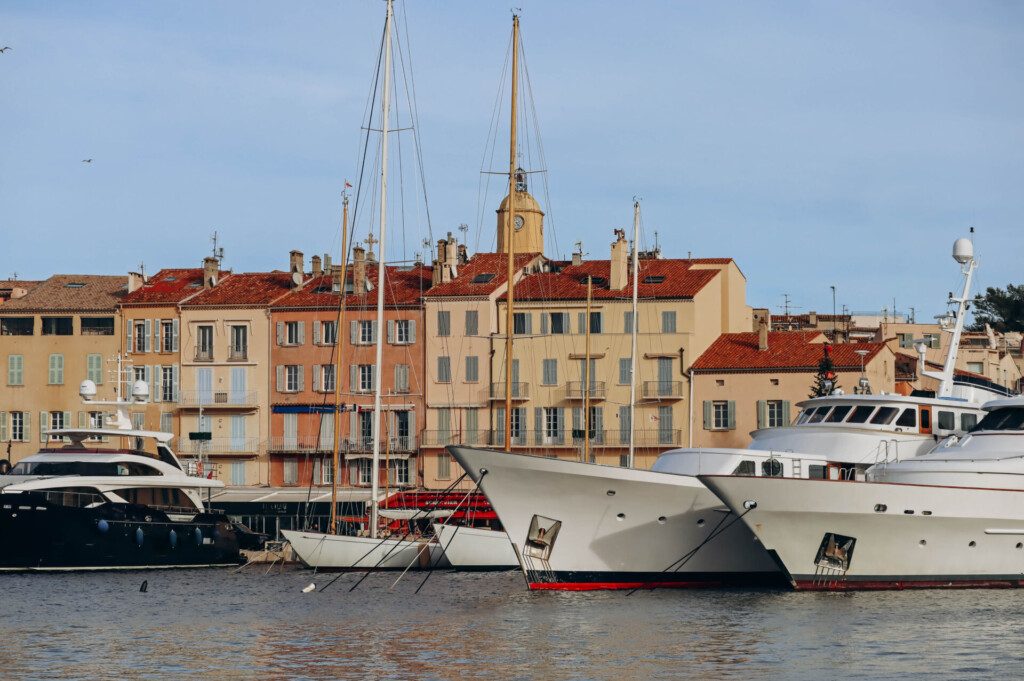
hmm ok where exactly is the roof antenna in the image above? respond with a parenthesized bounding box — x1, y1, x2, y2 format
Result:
(210, 230, 225, 262)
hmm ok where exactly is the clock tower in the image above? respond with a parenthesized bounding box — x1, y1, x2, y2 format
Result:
(496, 168, 545, 255)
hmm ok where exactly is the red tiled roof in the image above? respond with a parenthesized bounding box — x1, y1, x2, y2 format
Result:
(500, 258, 721, 301)
(692, 331, 886, 371)
(120, 268, 206, 305)
(0, 275, 127, 312)
(273, 264, 433, 309)
(425, 252, 540, 297)
(182, 272, 296, 307)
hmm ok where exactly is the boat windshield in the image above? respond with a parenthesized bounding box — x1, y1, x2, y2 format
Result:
(7, 461, 163, 477)
(971, 407, 1024, 433)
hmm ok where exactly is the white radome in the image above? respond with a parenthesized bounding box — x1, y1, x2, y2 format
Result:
(952, 237, 974, 264)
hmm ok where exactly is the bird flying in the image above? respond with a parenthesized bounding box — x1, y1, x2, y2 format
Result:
(82, 159, 92, 163)
(0, 47, 12, 53)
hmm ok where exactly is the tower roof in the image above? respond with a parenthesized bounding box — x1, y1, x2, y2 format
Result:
(497, 190, 544, 215)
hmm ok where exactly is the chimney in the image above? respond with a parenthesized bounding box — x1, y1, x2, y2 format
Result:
(289, 250, 304, 288)
(457, 244, 468, 265)
(331, 264, 343, 293)
(353, 246, 367, 293)
(203, 257, 219, 289)
(808, 311, 818, 326)
(572, 250, 583, 267)
(758, 319, 769, 351)
(752, 308, 771, 332)
(445, 233, 458, 282)
(609, 229, 628, 291)
(324, 253, 332, 271)
(311, 255, 322, 278)
(127, 271, 145, 294)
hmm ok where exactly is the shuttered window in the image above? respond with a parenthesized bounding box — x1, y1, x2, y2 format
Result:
(7, 355, 24, 386)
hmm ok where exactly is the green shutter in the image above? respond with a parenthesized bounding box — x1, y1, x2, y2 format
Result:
(0, 412, 7, 442)
(726, 401, 736, 430)
(756, 400, 767, 429)
(40, 411, 48, 443)
(782, 401, 791, 426)
(703, 401, 712, 430)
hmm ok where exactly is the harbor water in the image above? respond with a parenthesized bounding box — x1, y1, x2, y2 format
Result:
(1, 568, 1020, 680)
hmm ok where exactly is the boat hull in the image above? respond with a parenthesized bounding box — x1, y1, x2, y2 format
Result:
(283, 529, 450, 570)
(448, 446, 782, 590)
(0, 493, 241, 571)
(432, 523, 518, 569)
(700, 475, 1024, 591)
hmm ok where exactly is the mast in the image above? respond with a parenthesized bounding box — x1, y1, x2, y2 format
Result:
(370, 0, 393, 540)
(503, 14, 520, 452)
(583, 275, 593, 462)
(627, 201, 640, 468)
(329, 191, 350, 534)
(922, 237, 977, 398)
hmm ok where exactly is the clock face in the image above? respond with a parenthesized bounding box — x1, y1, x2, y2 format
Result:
(514, 215, 525, 231)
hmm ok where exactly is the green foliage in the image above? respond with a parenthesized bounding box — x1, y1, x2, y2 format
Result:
(972, 284, 1024, 333)
(809, 344, 839, 398)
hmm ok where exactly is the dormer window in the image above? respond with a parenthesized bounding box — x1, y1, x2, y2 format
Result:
(578, 276, 607, 287)
(643, 275, 666, 284)
(472, 273, 495, 284)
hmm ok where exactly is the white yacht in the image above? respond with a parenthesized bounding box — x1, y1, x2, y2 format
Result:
(0, 377, 247, 570)
(450, 236, 1004, 589)
(703, 396, 1024, 590)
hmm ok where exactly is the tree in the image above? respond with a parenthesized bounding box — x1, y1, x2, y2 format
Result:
(809, 343, 839, 398)
(972, 284, 1024, 333)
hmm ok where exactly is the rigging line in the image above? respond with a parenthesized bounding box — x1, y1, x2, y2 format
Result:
(520, 42, 559, 260)
(474, 31, 513, 253)
(412, 474, 484, 594)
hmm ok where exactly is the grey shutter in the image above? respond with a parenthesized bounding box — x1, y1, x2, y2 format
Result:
(350, 365, 358, 392)
(349, 410, 357, 446)
(313, 365, 320, 392)
(297, 365, 305, 392)
(276, 366, 285, 392)
(40, 412, 48, 443)
(313, 322, 320, 345)
(23, 412, 30, 442)
(126, 319, 133, 354)
(703, 401, 712, 430)
(63, 412, 71, 441)
(350, 320, 358, 344)
(172, 318, 180, 351)
(387, 320, 395, 343)
(408, 411, 416, 450)
(556, 408, 565, 444)
(577, 312, 585, 334)
(534, 407, 542, 444)
(143, 320, 151, 352)
(297, 321, 305, 345)
(172, 364, 179, 402)
(624, 311, 633, 334)
(78, 411, 86, 429)
(394, 364, 401, 392)
(154, 365, 163, 403)
(594, 407, 604, 443)
(409, 320, 416, 343)
(782, 401, 791, 425)
(756, 400, 767, 429)
(619, 405, 630, 444)
(371, 320, 378, 344)
(540, 313, 548, 335)
(494, 407, 505, 447)
(0, 412, 6, 442)
(147, 365, 156, 403)
(525, 314, 533, 335)
(276, 322, 285, 346)
(726, 401, 736, 430)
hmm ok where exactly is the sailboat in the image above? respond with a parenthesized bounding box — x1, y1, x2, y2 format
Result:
(283, 0, 447, 571)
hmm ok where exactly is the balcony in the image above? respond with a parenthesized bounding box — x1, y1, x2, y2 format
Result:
(564, 381, 607, 401)
(194, 348, 214, 362)
(489, 382, 530, 400)
(266, 435, 334, 453)
(177, 390, 258, 409)
(178, 437, 262, 456)
(641, 381, 685, 400)
(227, 347, 248, 362)
(421, 430, 458, 447)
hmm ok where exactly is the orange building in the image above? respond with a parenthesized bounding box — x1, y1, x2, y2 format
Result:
(267, 247, 431, 489)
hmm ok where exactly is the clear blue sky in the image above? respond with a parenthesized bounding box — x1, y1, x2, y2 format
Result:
(2, 1, 1022, 319)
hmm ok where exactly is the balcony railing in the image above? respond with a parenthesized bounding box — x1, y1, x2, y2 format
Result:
(228, 347, 248, 362)
(564, 381, 607, 400)
(194, 348, 214, 362)
(488, 382, 529, 400)
(421, 430, 458, 447)
(641, 381, 685, 399)
(177, 390, 258, 407)
(418, 428, 682, 449)
(178, 437, 262, 455)
(266, 435, 334, 453)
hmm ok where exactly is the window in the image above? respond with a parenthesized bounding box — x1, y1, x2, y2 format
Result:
(961, 413, 978, 431)
(321, 321, 337, 346)
(160, 412, 173, 434)
(230, 462, 246, 486)
(48, 354, 64, 385)
(471, 273, 495, 284)
(229, 326, 247, 360)
(808, 407, 830, 423)
(898, 333, 914, 349)
(437, 453, 451, 479)
(549, 312, 567, 334)
(197, 325, 213, 359)
(50, 411, 66, 439)
(895, 409, 917, 428)
(510, 407, 524, 441)
(133, 321, 147, 352)
(870, 407, 899, 425)
(358, 320, 374, 344)
(643, 275, 665, 284)
(42, 317, 73, 335)
(283, 458, 298, 485)
(133, 366, 146, 384)
(81, 317, 114, 336)
(588, 312, 602, 334)
(8, 355, 24, 386)
(358, 365, 374, 392)
(513, 312, 531, 335)
(395, 319, 411, 344)
(161, 321, 175, 351)
(624, 311, 634, 334)
(662, 311, 677, 333)
(465, 310, 479, 336)
(438, 356, 452, 383)
(544, 407, 561, 440)
(0, 318, 33, 335)
(465, 356, 479, 383)
(437, 311, 451, 337)
(732, 460, 756, 476)
(391, 459, 410, 486)
(541, 359, 557, 385)
(972, 408, 1024, 432)
(923, 333, 941, 349)
(846, 405, 875, 424)
(358, 458, 373, 485)
(767, 400, 786, 428)
(285, 365, 301, 392)
(395, 364, 410, 393)
(966, 361, 984, 374)
(707, 400, 733, 430)
(936, 411, 955, 433)
(825, 405, 852, 423)
(161, 366, 175, 402)
(321, 364, 336, 392)
(9, 412, 26, 441)
(619, 358, 631, 385)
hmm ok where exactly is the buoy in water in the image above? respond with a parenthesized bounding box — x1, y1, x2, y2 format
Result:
(302, 583, 316, 593)
(139, 580, 148, 593)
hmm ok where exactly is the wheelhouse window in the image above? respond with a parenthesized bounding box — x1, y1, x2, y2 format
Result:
(42, 316, 74, 336)
(732, 460, 755, 476)
(869, 406, 899, 425)
(961, 413, 978, 431)
(895, 409, 917, 428)
(972, 407, 1024, 432)
(0, 317, 34, 336)
(807, 407, 830, 423)
(825, 405, 852, 423)
(81, 317, 114, 336)
(762, 459, 784, 477)
(846, 405, 876, 424)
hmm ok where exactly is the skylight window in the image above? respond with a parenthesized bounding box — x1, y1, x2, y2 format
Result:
(64, 282, 85, 289)
(472, 273, 496, 284)
(643, 275, 666, 284)
(578, 276, 607, 287)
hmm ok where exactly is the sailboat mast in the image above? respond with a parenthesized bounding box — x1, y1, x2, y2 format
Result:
(329, 191, 350, 533)
(583, 275, 593, 462)
(503, 14, 520, 453)
(370, 0, 393, 540)
(627, 201, 640, 468)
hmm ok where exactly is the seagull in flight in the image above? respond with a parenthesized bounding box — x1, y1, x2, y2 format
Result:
(82, 159, 92, 163)
(0, 47, 11, 53)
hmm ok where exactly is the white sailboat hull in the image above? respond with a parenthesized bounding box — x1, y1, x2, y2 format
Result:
(701, 475, 1024, 590)
(448, 446, 782, 590)
(282, 530, 450, 570)
(432, 523, 518, 569)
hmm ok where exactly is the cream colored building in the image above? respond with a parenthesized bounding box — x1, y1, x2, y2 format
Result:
(0, 275, 125, 467)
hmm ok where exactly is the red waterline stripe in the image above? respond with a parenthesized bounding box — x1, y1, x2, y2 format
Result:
(794, 578, 1024, 591)
(529, 580, 722, 591)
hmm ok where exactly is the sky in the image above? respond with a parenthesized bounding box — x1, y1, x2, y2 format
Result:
(1, 1, 1022, 320)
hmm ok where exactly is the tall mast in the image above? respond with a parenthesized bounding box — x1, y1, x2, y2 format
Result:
(370, 0, 393, 540)
(627, 201, 640, 468)
(583, 275, 593, 462)
(922, 237, 977, 398)
(329, 190, 350, 534)
(503, 14, 520, 452)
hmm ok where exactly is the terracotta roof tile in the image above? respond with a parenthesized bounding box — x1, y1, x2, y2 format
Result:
(121, 268, 207, 305)
(692, 331, 886, 371)
(182, 272, 296, 307)
(501, 258, 722, 301)
(0, 275, 127, 312)
(273, 264, 433, 309)
(425, 252, 540, 297)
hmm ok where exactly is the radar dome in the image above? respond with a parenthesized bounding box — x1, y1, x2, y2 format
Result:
(952, 238, 974, 264)
(79, 379, 98, 400)
(132, 379, 150, 402)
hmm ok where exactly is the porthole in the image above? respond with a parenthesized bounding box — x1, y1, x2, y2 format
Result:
(657, 516, 667, 525)
(904, 510, 914, 515)
(606, 490, 616, 496)
(922, 510, 932, 516)
(874, 504, 887, 513)
(616, 513, 625, 521)
(919, 539, 927, 546)
(696, 518, 706, 527)
(1016, 543, 1022, 550)
(969, 541, 976, 548)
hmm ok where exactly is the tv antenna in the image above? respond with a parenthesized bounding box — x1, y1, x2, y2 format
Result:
(210, 231, 225, 262)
